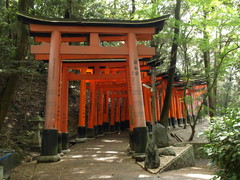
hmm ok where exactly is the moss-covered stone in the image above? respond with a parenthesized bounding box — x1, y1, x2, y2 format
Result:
(144, 139, 160, 169)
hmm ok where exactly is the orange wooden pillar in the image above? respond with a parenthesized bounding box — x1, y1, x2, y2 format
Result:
(159, 89, 163, 116)
(125, 64, 134, 131)
(93, 86, 99, 136)
(87, 81, 96, 138)
(196, 88, 201, 113)
(178, 89, 187, 125)
(147, 90, 153, 127)
(39, 31, 61, 162)
(115, 94, 121, 132)
(127, 33, 148, 154)
(56, 60, 63, 154)
(176, 90, 183, 127)
(177, 87, 186, 126)
(125, 97, 130, 128)
(125, 62, 136, 150)
(143, 87, 151, 131)
(120, 96, 127, 130)
(60, 65, 70, 152)
(76, 68, 87, 142)
(110, 91, 116, 132)
(103, 90, 110, 133)
(97, 89, 104, 135)
(192, 89, 197, 119)
(143, 87, 151, 132)
(171, 89, 178, 128)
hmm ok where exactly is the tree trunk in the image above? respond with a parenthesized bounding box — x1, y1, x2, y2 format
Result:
(0, 0, 30, 132)
(160, 0, 181, 128)
(6, 0, 9, 8)
(151, 68, 156, 125)
(131, 0, 135, 19)
(203, 11, 216, 117)
(223, 70, 233, 109)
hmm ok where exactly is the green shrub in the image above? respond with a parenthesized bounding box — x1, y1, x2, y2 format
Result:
(203, 108, 240, 180)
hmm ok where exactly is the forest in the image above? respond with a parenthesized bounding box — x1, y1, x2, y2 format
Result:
(0, 0, 239, 179)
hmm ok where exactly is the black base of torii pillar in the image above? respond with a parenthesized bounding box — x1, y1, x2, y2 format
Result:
(36, 129, 61, 162)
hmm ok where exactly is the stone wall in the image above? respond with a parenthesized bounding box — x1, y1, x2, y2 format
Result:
(159, 144, 195, 173)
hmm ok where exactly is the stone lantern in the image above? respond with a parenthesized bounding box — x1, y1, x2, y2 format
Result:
(30, 115, 44, 151)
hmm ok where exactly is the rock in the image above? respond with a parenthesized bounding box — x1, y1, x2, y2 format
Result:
(144, 139, 160, 169)
(153, 123, 169, 148)
(158, 147, 176, 156)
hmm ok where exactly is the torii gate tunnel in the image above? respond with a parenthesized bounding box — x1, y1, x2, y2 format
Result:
(18, 13, 206, 162)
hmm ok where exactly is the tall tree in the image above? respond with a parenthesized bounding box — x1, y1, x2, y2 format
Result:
(131, 0, 136, 18)
(160, 0, 182, 128)
(0, 0, 31, 132)
(202, 9, 216, 117)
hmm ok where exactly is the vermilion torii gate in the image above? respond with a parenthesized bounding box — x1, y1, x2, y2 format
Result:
(18, 13, 169, 162)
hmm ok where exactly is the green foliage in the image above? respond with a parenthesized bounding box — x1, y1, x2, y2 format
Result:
(0, 1, 18, 71)
(32, 0, 132, 20)
(203, 108, 240, 179)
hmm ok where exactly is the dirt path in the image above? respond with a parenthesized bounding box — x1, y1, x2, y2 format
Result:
(10, 130, 214, 180)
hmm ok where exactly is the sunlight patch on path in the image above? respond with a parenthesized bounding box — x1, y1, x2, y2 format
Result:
(89, 175, 113, 179)
(70, 155, 83, 158)
(138, 174, 152, 178)
(102, 139, 123, 143)
(184, 173, 214, 179)
(94, 156, 119, 162)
